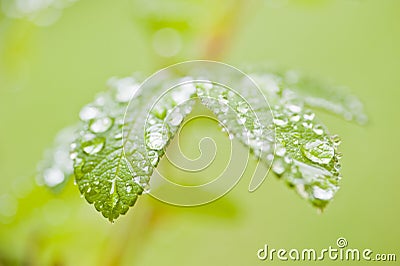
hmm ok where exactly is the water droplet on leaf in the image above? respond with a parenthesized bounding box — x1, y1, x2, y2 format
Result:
(146, 132, 167, 150)
(302, 122, 313, 129)
(276, 146, 286, 157)
(79, 106, 100, 121)
(272, 159, 285, 175)
(82, 137, 105, 155)
(90, 117, 113, 133)
(313, 186, 334, 200)
(313, 125, 324, 135)
(301, 140, 334, 165)
(331, 135, 342, 146)
(303, 111, 315, 121)
(273, 118, 288, 127)
(290, 114, 300, 122)
(147, 150, 159, 166)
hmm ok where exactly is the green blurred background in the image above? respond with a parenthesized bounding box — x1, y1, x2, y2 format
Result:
(0, 0, 399, 265)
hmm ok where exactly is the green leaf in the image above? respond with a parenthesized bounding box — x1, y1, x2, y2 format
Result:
(38, 66, 367, 221)
(195, 71, 347, 209)
(71, 77, 143, 222)
(72, 76, 196, 222)
(270, 105, 341, 209)
(249, 72, 347, 209)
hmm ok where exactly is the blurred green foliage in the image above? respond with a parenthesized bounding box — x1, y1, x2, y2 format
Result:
(0, 0, 399, 265)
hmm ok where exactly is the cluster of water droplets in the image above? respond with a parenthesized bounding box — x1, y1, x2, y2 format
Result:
(75, 76, 141, 156)
(270, 96, 341, 207)
(195, 81, 274, 162)
(134, 80, 197, 192)
(37, 63, 368, 221)
(69, 76, 149, 220)
(147, 82, 196, 141)
(244, 71, 347, 207)
(74, 98, 116, 163)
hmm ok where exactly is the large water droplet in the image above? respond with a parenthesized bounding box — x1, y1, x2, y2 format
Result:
(301, 140, 334, 165)
(90, 117, 113, 133)
(272, 159, 285, 175)
(146, 123, 169, 151)
(82, 137, 105, 155)
(146, 132, 167, 150)
(313, 186, 334, 200)
(79, 106, 100, 121)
